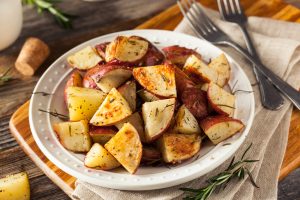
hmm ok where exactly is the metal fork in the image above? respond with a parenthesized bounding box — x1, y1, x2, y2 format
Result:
(177, 0, 300, 110)
(217, 0, 284, 110)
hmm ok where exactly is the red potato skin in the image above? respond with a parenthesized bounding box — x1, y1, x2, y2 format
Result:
(91, 64, 132, 83)
(95, 42, 110, 60)
(64, 71, 83, 104)
(181, 87, 208, 119)
(183, 67, 208, 85)
(143, 44, 165, 66)
(128, 36, 165, 66)
(83, 64, 132, 89)
(162, 45, 202, 68)
(174, 66, 196, 94)
(89, 125, 118, 135)
(83, 65, 101, 89)
(141, 146, 161, 164)
(173, 67, 208, 119)
(199, 115, 244, 132)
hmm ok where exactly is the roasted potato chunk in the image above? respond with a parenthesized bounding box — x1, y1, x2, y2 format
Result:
(84, 143, 120, 170)
(118, 80, 136, 111)
(105, 123, 142, 174)
(53, 120, 92, 152)
(105, 36, 149, 63)
(142, 98, 175, 142)
(64, 71, 83, 104)
(66, 86, 106, 121)
(137, 89, 161, 102)
(0, 172, 30, 200)
(207, 82, 235, 116)
(67, 46, 103, 70)
(200, 116, 244, 144)
(89, 126, 117, 144)
(162, 45, 201, 68)
(183, 54, 218, 84)
(174, 104, 201, 135)
(158, 132, 201, 164)
(209, 54, 231, 87)
(181, 87, 208, 119)
(90, 88, 132, 126)
(133, 65, 176, 98)
(114, 112, 145, 143)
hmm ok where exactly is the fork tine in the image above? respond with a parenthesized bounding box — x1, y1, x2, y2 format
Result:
(177, 0, 206, 37)
(229, 0, 239, 14)
(223, 0, 232, 16)
(217, 0, 226, 19)
(186, 0, 213, 32)
(234, 0, 243, 14)
(180, 0, 207, 35)
(192, 2, 220, 32)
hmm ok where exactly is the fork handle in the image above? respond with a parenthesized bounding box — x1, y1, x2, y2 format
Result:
(239, 25, 284, 110)
(223, 40, 300, 110)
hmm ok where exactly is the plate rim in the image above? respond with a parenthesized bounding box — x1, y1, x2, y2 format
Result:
(29, 29, 255, 190)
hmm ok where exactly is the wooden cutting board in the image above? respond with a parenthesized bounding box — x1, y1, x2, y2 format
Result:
(9, 0, 300, 197)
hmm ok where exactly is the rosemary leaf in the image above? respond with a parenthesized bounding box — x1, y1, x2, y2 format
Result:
(38, 109, 69, 120)
(245, 168, 260, 188)
(180, 143, 259, 200)
(0, 67, 12, 86)
(22, 0, 75, 29)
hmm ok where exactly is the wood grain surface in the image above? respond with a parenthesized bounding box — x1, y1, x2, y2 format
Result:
(1, 0, 300, 199)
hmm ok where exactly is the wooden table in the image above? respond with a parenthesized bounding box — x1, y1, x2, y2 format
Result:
(0, 0, 299, 199)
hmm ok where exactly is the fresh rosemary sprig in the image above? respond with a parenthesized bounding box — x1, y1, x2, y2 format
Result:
(38, 109, 69, 120)
(22, 0, 75, 29)
(180, 143, 259, 200)
(0, 67, 12, 86)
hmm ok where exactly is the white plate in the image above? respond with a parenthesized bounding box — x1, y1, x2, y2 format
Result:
(29, 29, 254, 191)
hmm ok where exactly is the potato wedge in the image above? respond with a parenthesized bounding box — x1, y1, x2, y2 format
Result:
(181, 87, 208, 119)
(183, 54, 218, 84)
(200, 116, 244, 144)
(209, 54, 230, 87)
(158, 132, 201, 164)
(90, 64, 132, 93)
(141, 146, 161, 165)
(174, 105, 201, 135)
(83, 65, 101, 89)
(67, 46, 103, 70)
(207, 82, 235, 116)
(0, 172, 30, 200)
(105, 36, 149, 63)
(89, 126, 117, 144)
(105, 123, 142, 174)
(114, 112, 145, 142)
(53, 120, 92, 152)
(95, 42, 110, 59)
(133, 65, 176, 98)
(64, 70, 83, 104)
(174, 67, 196, 95)
(137, 89, 161, 102)
(66, 86, 106, 121)
(162, 45, 201, 68)
(84, 143, 120, 170)
(142, 98, 176, 142)
(118, 80, 136, 111)
(143, 43, 165, 66)
(90, 88, 132, 126)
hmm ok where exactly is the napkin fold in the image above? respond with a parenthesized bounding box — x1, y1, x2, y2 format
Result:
(72, 7, 300, 200)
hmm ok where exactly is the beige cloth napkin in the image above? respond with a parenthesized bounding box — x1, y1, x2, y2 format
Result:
(72, 8, 300, 200)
